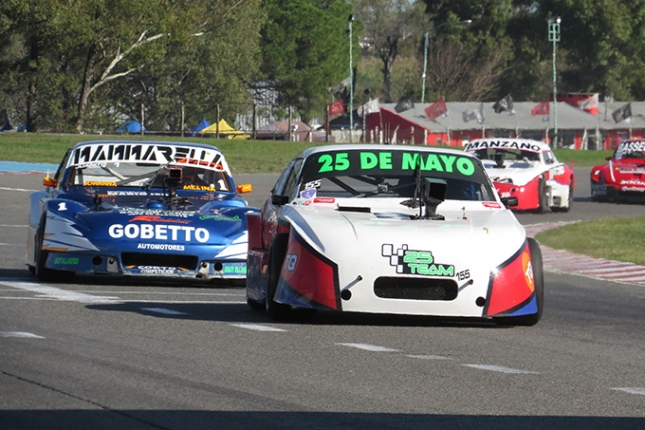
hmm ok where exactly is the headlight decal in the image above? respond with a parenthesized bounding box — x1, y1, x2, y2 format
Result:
(483, 240, 535, 317)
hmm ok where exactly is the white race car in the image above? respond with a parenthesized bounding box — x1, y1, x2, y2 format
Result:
(246, 144, 544, 325)
(464, 138, 575, 212)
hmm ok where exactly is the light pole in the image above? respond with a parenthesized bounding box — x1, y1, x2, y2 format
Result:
(348, 14, 355, 143)
(548, 17, 561, 147)
(421, 19, 472, 104)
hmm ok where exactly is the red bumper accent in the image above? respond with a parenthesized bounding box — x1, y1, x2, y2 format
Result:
(484, 241, 535, 317)
(494, 177, 540, 210)
(280, 231, 340, 310)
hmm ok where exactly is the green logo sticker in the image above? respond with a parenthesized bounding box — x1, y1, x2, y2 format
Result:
(54, 257, 79, 266)
(382, 244, 454, 277)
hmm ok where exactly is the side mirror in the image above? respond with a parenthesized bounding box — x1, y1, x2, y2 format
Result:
(271, 194, 289, 206)
(43, 177, 58, 188)
(236, 183, 252, 194)
(500, 196, 518, 207)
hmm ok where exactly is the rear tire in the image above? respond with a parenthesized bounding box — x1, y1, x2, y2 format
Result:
(266, 234, 290, 321)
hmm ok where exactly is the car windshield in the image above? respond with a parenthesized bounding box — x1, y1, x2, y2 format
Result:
(299, 149, 496, 201)
(473, 149, 540, 163)
(615, 141, 645, 160)
(65, 162, 231, 192)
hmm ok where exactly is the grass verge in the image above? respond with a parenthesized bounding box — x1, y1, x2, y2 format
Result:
(535, 217, 645, 265)
(0, 133, 613, 173)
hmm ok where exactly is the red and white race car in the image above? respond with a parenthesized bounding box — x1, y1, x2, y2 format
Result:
(464, 138, 575, 212)
(590, 139, 645, 202)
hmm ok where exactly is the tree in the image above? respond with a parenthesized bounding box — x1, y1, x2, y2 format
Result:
(544, 0, 645, 100)
(0, 0, 68, 131)
(259, 0, 358, 121)
(350, 0, 429, 103)
(115, 0, 266, 132)
(423, 0, 517, 101)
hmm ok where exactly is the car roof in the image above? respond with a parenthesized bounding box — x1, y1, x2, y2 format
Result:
(70, 140, 222, 152)
(296, 144, 476, 159)
(464, 138, 551, 153)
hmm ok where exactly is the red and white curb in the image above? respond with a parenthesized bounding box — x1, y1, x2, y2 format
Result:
(525, 222, 645, 286)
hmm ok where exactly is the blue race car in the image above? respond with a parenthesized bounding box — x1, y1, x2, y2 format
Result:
(26, 140, 258, 282)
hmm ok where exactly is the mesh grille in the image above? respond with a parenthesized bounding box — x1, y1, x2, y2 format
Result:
(374, 277, 458, 301)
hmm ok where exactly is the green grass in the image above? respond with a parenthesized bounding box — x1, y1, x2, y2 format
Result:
(0, 133, 320, 174)
(0, 132, 612, 173)
(535, 217, 645, 265)
(551, 148, 612, 167)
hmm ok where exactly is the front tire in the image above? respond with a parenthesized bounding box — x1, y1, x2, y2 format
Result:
(34, 213, 58, 282)
(536, 177, 549, 214)
(266, 234, 290, 320)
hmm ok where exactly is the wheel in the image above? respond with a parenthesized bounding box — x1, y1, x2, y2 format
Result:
(504, 238, 544, 326)
(590, 181, 605, 202)
(265, 234, 290, 320)
(34, 213, 58, 282)
(536, 177, 549, 214)
(246, 296, 264, 312)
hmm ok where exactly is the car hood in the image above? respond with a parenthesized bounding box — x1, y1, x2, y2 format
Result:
(282, 199, 525, 269)
(483, 162, 547, 186)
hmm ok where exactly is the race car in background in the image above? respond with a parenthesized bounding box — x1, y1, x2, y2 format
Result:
(26, 140, 257, 282)
(464, 138, 575, 213)
(246, 144, 544, 326)
(591, 139, 645, 202)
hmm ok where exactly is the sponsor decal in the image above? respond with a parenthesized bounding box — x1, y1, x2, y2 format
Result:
(382, 244, 455, 276)
(54, 257, 79, 265)
(137, 243, 185, 251)
(71, 143, 224, 168)
(314, 197, 336, 204)
(482, 201, 502, 209)
(619, 168, 645, 175)
(183, 184, 217, 191)
(199, 215, 241, 221)
(117, 209, 191, 217)
(130, 215, 189, 224)
(84, 181, 117, 187)
(107, 190, 153, 196)
(222, 263, 246, 275)
(109, 224, 209, 242)
(285, 254, 298, 271)
(464, 139, 542, 152)
(317, 151, 475, 177)
(521, 251, 535, 292)
(136, 266, 179, 275)
(300, 188, 316, 199)
(620, 179, 645, 186)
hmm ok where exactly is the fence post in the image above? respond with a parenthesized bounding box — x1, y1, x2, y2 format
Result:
(216, 104, 220, 139)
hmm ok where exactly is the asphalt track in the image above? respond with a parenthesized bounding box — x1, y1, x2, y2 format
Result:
(1, 166, 645, 429)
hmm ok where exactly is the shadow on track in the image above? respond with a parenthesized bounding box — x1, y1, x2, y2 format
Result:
(1, 409, 643, 430)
